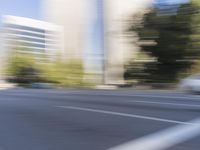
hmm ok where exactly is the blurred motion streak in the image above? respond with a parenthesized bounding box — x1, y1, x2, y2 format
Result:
(125, 0, 200, 87)
(1, 0, 200, 88)
(42, 0, 152, 86)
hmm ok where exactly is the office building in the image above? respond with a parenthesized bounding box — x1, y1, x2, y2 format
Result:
(43, 0, 153, 84)
(43, 0, 90, 60)
(2, 15, 64, 60)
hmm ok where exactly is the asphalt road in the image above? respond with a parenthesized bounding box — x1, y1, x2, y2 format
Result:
(0, 89, 200, 150)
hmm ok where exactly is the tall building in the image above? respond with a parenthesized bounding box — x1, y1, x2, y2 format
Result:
(2, 15, 64, 60)
(43, 0, 153, 85)
(43, 0, 103, 83)
(43, 0, 90, 60)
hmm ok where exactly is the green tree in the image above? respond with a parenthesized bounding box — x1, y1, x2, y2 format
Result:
(6, 48, 85, 87)
(6, 52, 41, 84)
(39, 59, 85, 87)
(126, 2, 200, 83)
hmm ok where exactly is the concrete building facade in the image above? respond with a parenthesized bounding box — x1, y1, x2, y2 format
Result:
(43, 0, 153, 85)
(43, 0, 90, 60)
(2, 15, 64, 61)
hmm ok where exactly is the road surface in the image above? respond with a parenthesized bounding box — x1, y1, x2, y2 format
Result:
(0, 89, 199, 150)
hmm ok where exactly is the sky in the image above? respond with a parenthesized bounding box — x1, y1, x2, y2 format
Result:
(156, 0, 189, 4)
(0, 0, 189, 22)
(0, 0, 41, 20)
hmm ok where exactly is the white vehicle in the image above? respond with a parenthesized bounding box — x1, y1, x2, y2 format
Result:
(179, 74, 200, 93)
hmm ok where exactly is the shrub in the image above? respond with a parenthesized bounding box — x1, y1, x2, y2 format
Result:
(6, 52, 41, 84)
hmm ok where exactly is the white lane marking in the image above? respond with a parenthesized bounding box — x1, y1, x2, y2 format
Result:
(68, 92, 200, 101)
(2, 90, 200, 101)
(108, 118, 200, 150)
(131, 94, 200, 100)
(63, 92, 200, 101)
(57, 106, 196, 125)
(126, 100, 200, 108)
(58, 105, 200, 150)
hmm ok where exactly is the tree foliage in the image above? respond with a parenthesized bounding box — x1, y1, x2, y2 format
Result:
(6, 50, 85, 87)
(39, 60, 85, 87)
(126, 2, 200, 83)
(6, 52, 41, 84)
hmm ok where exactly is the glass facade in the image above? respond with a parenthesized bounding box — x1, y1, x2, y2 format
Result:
(5, 23, 47, 52)
(16, 31, 45, 38)
(3, 15, 63, 62)
(7, 24, 45, 34)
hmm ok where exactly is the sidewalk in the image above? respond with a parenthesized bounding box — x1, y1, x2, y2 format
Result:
(0, 80, 16, 90)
